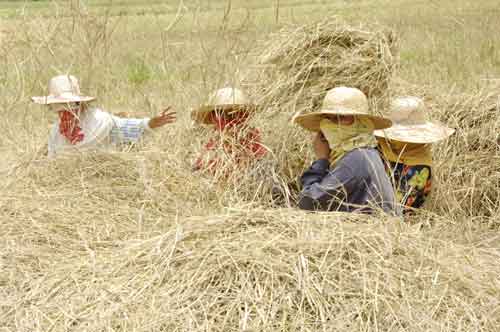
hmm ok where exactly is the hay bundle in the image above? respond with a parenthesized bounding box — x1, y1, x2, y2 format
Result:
(427, 90, 500, 218)
(3, 208, 500, 331)
(249, 18, 398, 116)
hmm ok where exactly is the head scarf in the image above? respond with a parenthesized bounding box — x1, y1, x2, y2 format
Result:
(377, 138, 433, 166)
(51, 104, 85, 145)
(319, 117, 377, 166)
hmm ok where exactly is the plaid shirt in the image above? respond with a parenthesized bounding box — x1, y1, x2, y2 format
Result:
(109, 116, 150, 144)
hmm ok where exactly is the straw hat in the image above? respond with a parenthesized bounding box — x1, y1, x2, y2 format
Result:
(192, 87, 256, 124)
(293, 87, 392, 131)
(31, 75, 96, 105)
(374, 97, 455, 144)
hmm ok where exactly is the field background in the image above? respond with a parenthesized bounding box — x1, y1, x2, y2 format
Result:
(1, 0, 500, 331)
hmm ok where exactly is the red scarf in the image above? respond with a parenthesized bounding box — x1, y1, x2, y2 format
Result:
(194, 112, 266, 171)
(209, 111, 250, 131)
(58, 110, 85, 144)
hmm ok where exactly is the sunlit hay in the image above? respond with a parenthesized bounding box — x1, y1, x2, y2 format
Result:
(1, 151, 221, 251)
(425, 90, 500, 219)
(247, 18, 398, 118)
(3, 209, 500, 331)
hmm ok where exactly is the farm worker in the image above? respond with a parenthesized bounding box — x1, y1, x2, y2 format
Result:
(191, 87, 266, 172)
(294, 87, 398, 214)
(375, 97, 454, 212)
(32, 75, 176, 158)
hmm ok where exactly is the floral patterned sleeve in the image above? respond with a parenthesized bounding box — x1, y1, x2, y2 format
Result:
(391, 163, 432, 211)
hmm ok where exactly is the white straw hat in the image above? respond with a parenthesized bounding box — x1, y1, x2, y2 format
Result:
(192, 87, 256, 124)
(374, 97, 455, 144)
(31, 75, 96, 105)
(293, 87, 392, 131)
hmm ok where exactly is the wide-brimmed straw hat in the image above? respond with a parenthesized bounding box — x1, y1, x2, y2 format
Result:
(293, 87, 392, 131)
(374, 97, 455, 144)
(31, 75, 96, 105)
(192, 87, 256, 124)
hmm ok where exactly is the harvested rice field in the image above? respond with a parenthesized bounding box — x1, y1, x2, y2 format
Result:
(1, 0, 500, 331)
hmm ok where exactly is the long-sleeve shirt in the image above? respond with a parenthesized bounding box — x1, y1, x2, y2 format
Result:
(299, 148, 399, 214)
(48, 108, 150, 157)
(108, 116, 150, 144)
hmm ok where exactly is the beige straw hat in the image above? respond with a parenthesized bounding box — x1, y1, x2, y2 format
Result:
(31, 75, 96, 105)
(374, 97, 455, 144)
(192, 87, 256, 124)
(293, 87, 392, 131)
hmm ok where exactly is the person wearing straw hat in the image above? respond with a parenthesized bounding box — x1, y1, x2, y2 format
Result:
(294, 87, 398, 214)
(32, 75, 176, 158)
(375, 96, 455, 211)
(192, 87, 266, 172)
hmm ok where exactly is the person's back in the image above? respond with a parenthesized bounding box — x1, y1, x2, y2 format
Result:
(299, 147, 397, 214)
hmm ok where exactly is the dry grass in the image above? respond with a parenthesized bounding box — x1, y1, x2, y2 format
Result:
(1, 1, 500, 331)
(248, 18, 397, 117)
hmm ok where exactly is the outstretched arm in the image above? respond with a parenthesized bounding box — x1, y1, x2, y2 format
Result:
(109, 106, 176, 144)
(148, 106, 176, 129)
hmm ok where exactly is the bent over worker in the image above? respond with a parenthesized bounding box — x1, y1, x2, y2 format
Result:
(294, 87, 399, 214)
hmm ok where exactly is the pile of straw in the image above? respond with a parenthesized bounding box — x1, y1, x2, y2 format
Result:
(249, 18, 398, 116)
(428, 90, 500, 218)
(2, 112, 500, 331)
(3, 158, 500, 331)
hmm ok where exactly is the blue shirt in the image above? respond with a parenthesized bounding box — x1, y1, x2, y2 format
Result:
(299, 148, 400, 214)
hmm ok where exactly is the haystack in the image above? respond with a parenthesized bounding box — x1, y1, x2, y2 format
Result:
(245, 19, 398, 189)
(248, 18, 398, 116)
(428, 90, 500, 218)
(3, 191, 500, 331)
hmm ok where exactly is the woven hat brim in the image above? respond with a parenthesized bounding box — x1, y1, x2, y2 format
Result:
(32, 95, 96, 105)
(192, 103, 257, 124)
(293, 109, 392, 131)
(374, 121, 455, 144)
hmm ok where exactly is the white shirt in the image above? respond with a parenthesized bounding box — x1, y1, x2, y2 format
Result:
(48, 107, 150, 158)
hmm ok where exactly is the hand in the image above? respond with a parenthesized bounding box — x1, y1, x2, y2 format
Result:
(313, 132, 330, 160)
(148, 106, 177, 129)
